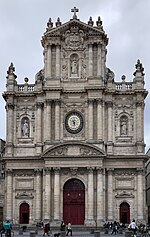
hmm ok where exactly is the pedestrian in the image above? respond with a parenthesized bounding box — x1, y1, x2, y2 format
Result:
(111, 221, 118, 235)
(43, 223, 49, 236)
(4, 220, 12, 237)
(66, 223, 72, 236)
(128, 219, 138, 237)
(60, 221, 66, 232)
(0, 222, 5, 237)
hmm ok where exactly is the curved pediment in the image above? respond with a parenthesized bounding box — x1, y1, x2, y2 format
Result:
(42, 142, 105, 158)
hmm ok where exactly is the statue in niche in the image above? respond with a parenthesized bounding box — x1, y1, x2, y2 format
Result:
(120, 120, 127, 135)
(22, 119, 29, 137)
(71, 57, 78, 74)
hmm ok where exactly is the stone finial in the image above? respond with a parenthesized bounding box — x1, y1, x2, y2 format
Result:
(88, 16, 94, 26)
(47, 18, 53, 29)
(7, 62, 17, 79)
(56, 17, 62, 27)
(96, 16, 102, 28)
(71, 7, 79, 19)
(121, 75, 126, 81)
(24, 77, 29, 84)
(133, 59, 145, 76)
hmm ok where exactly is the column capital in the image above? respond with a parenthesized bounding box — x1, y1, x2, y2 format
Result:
(87, 167, 94, 173)
(106, 101, 113, 108)
(136, 168, 144, 175)
(88, 99, 94, 105)
(54, 167, 60, 174)
(34, 169, 42, 175)
(45, 99, 52, 105)
(96, 167, 103, 174)
(107, 168, 114, 174)
(44, 168, 51, 175)
(55, 99, 61, 106)
(36, 102, 43, 109)
(6, 169, 13, 175)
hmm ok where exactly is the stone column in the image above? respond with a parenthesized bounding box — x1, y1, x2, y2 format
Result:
(107, 168, 114, 221)
(97, 43, 102, 77)
(43, 168, 51, 221)
(107, 102, 113, 142)
(56, 45, 60, 78)
(54, 168, 60, 220)
(97, 168, 103, 223)
(46, 44, 52, 78)
(88, 44, 93, 77)
(136, 102, 143, 142)
(88, 99, 93, 140)
(36, 102, 43, 153)
(87, 167, 94, 223)
(45, 100, 52, 142)
(97, 99, 103, 141)
(6, 103, 14, 154)
(55, 100, 60, 141)
(6, 169, 13, 220)
(35, 169, 42, 221)
(137, 168, 144, 220)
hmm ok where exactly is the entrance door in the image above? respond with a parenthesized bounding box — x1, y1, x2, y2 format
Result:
(63, 179, 85, 225)
(120, 202, 130, 224)
(19, 203, 29, 224)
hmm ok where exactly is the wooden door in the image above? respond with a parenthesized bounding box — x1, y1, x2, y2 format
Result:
(63, 179, 85, 225)
(19, 203, 29, 224)
(120, 202, 130, 224)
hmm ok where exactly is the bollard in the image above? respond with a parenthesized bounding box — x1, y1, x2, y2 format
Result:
(61, 231, 66, 237)
(94, 230, 100, 237)
(125, 230, 132, 237)
(30, 231, 36, 237)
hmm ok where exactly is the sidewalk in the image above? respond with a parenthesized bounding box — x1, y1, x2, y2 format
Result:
(11, 229, 126, 237)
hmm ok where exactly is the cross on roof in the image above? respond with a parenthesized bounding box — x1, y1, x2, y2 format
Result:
(71, 7, 79, 19)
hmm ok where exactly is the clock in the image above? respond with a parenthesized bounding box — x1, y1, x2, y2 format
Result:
(65, 111, 83, 134)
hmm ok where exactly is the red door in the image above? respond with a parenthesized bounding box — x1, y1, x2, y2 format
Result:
(63, 179, 85, 225)
(120, 202, 130, 224)
(20, 203, 30, 224)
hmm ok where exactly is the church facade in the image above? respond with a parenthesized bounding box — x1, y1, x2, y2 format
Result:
(3, 8, 148, 226)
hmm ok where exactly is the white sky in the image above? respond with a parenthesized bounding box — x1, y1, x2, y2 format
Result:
(0, 0, 149, 152)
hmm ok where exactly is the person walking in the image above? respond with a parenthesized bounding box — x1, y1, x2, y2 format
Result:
(128, 219, 138, 237)
(66, 223, 72, 236)
(4, 220, 12, 237)
(111, 221, 118, 235)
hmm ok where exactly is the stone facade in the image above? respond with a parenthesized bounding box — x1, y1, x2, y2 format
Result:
(146, 149, 150, 224)
(2, 8, 148, 226)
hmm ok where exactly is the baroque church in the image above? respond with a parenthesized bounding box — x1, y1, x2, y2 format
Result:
(2, 8, 148, 226)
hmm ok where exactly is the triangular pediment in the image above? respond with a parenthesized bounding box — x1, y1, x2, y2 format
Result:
(42, 18, 108, 46)
(42, 142, 105, 158)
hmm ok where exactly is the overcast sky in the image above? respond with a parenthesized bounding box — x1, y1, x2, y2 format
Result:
(0, 0, 149, 152)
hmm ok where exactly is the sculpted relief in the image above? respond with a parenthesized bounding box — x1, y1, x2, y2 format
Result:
(64, 27, 84, 50)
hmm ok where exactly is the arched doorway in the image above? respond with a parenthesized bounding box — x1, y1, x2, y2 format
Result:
(63, 178, 85, 225)
(19, 203, 30, 224)
(120, 202, 130, 224)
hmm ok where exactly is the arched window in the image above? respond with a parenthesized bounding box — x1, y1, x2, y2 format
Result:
(120, 115, 128, 136)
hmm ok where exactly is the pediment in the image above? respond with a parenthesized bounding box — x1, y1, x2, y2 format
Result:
(42, 19, 108, 47)
(42, 142, 105, 158)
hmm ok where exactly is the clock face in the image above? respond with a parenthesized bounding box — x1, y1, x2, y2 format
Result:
(65, 111, 83, 134)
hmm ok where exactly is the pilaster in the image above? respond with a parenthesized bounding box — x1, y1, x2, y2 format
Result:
(88, 99, 94, 140)
(53, 168, 60, 220)
(107, 168, 114, 221)
(35, 169, 42, 221)
(6, 169, 13, 220)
